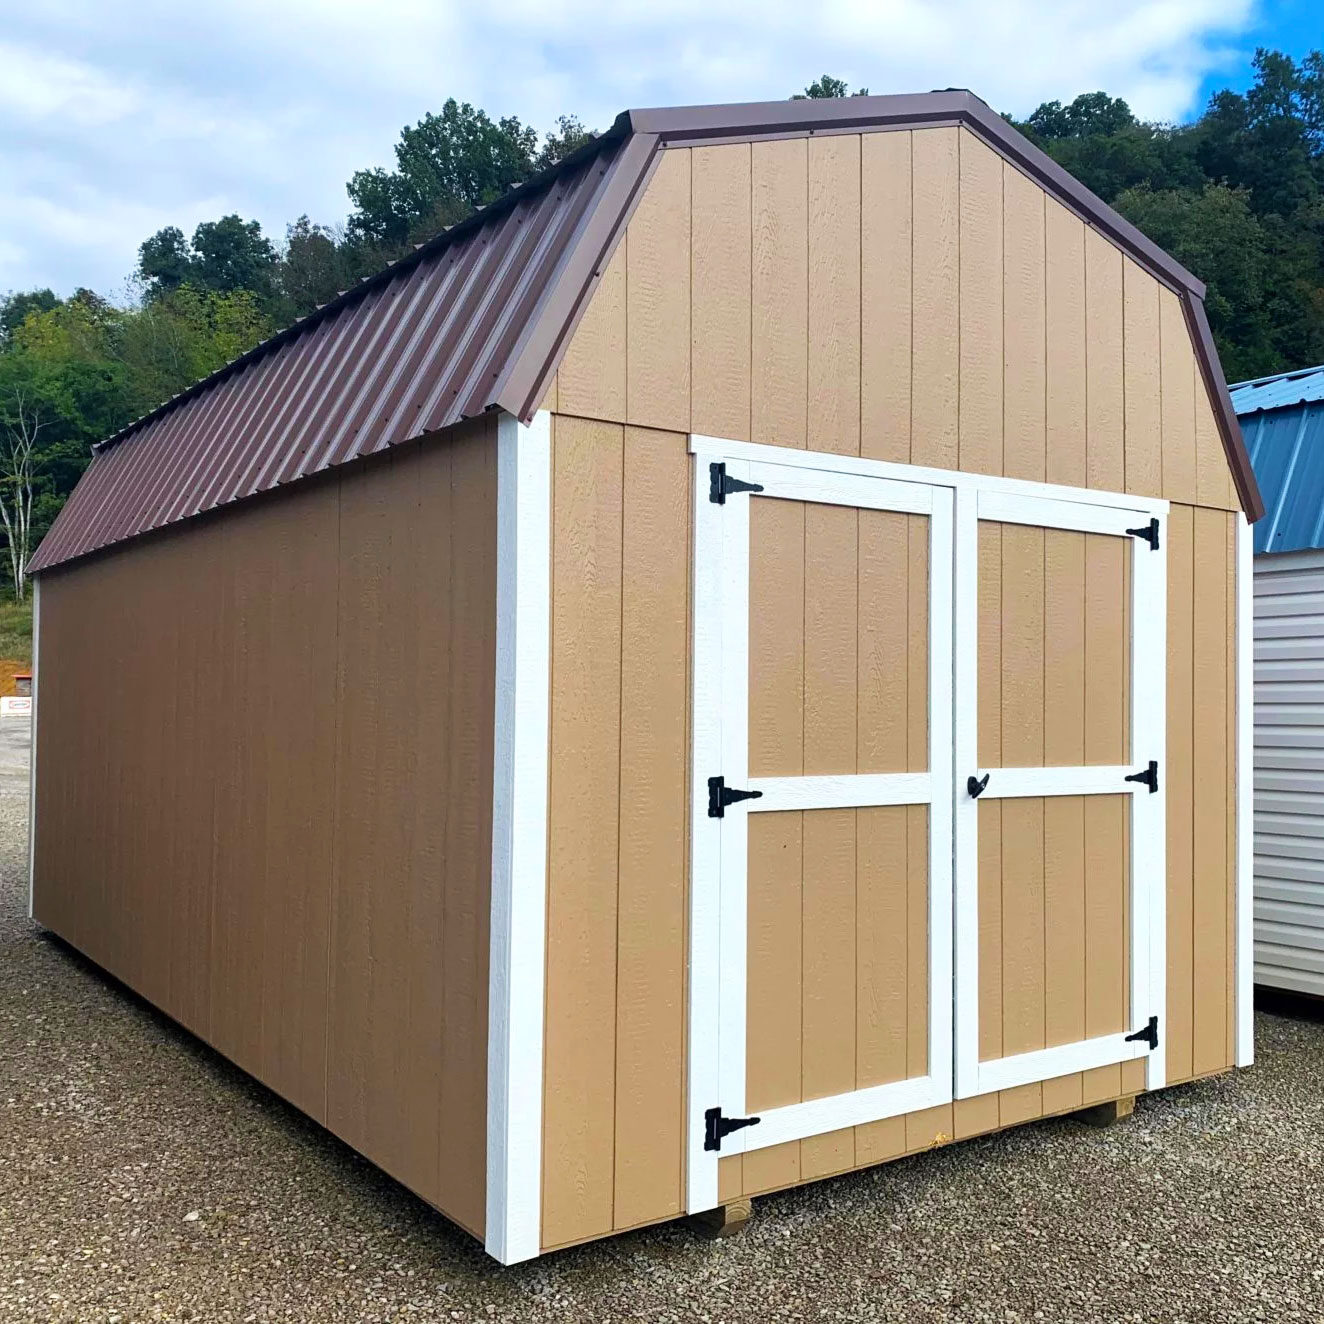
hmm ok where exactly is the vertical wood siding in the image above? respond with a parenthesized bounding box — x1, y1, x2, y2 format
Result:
(32, 417, 496, 1240)
(543, 128, 1243, 1246)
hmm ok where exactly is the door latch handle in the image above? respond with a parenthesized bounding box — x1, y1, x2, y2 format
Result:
(967, 773, 990, 799)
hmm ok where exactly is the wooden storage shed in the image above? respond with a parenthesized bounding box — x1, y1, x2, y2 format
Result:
(28, 91, 1260, 1264)
(1231, 363, 1324, 995)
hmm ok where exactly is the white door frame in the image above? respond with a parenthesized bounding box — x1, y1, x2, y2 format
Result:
(687, 444, 953, 1213)
(952, 486, 1168, 1099)
(686, 435, 1171, 1215)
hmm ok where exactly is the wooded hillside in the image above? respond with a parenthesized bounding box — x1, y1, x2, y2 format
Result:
(2, 52, 1320, 590)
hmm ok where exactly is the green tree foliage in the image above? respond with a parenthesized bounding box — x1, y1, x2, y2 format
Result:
(347, 99, 541, 249)
(1011, 50, 1324, 380)
(795, 75, 869, 99)
(139, 215, 278, 301)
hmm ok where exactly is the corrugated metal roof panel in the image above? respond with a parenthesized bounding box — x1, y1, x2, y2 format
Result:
(28, 134, 633, 573)
(1242, 401, 1324, 553)
(1230, 364, 1324, 416)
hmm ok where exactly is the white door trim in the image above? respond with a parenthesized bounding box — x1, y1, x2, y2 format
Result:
(687, 447, 953, 1208)
(485, 409, 552, 1266)
(690, 435, 1169, 518)
(952, 487, 1167, 1099)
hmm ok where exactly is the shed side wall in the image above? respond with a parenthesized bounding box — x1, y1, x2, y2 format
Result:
(541, 127, 1244, 1251)
(1251, 547, 1324, 996)
(32, 417, 496, 1239)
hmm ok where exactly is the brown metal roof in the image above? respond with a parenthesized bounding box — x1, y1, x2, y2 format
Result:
(31, 91, 1259, 573)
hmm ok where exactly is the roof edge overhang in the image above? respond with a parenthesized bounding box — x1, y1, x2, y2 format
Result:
(496, 89, 1262, 520)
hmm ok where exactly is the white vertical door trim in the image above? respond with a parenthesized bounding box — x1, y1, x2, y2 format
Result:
(1131, 510, 1167, 1090)
(927, 487, 955, 1102)
(687, 451, 725, 1212)
(715, 459, 753, 1155)
(1236, 513, 1254, 1067)
(26, 575, 39, 920)
(486, 410, 551, 1265)
(952, 489, 979, 1098)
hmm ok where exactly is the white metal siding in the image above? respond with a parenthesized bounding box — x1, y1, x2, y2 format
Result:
(1254, 548, 1324, 995)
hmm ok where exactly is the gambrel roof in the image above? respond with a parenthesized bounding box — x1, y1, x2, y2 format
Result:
(30, 91, 1260, 573)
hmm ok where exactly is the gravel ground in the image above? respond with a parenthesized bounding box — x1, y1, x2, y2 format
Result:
(3, 721, 1323, 1323)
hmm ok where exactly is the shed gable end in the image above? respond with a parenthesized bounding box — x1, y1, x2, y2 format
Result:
(548, 126, 1242, 512)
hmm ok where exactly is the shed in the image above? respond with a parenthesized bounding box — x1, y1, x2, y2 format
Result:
(28, 91, 1258, 1264)
(1232, 363, 1324, 996)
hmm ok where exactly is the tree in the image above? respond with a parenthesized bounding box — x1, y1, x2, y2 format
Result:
(278, 216, 351, 319)
(535, 116, 596, 170)
(138, 216, 278, 302)
(0, 373, 42, 598)
(0, 289, 58, 345)
(138, 226, 194, 298)
(794, 75, 868, 99)
(190, 216, 277, 298)
(346, 99, 539, 249)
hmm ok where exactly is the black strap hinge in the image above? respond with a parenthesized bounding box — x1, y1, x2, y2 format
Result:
(967, 772, 990, 799)
(1126, 517, 1160, 550)
(1125, 1015, 1159, 1051)
(704, 1106, 761, 1151)
(1124, 759, 1158, 794)
(708, 776, 763, 818)
(709, 461, 764, 504)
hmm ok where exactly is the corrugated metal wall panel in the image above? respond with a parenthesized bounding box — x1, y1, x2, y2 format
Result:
(27, 139, 628, 574)
(1253, 547, 1324, 994)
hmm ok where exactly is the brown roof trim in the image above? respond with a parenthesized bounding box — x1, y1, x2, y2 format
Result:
(1182, 290, 1264, 520)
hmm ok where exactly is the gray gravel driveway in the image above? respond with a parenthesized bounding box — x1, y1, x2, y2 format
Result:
(2, 718, 1323, 1322)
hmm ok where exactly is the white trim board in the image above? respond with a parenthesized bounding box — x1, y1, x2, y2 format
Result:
(691, 435, 1169, 518)
(485, 409, 551, 1266)
(1236, 514, 1254, 1067)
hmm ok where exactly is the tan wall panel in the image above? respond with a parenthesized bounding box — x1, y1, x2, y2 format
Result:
(1002, 165, 1047, 483)
(1123, 259, 1162, 497)
(911, 127, 960, 470)
(957, 131, 1004, 477)
(1085, 229, 1126, 492)
(1045, 200, 1087, 488)
(614, 426, 691, 1229)
(1160, 289, 1198, 504)
(34, 419, 497, 1242)
(752, 138, 808, 447)
(808, 134, 862, 456)
(861, 130, 913, 463)
(627, 148, 691, 432)
(542, 415, 624, 1248)
(692, 143, 752, 441)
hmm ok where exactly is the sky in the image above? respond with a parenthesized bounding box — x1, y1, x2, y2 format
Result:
(2, 0, 1320, 299)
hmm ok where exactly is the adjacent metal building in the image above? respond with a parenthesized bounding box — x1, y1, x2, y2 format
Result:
(1234, 365, 1324, 995)
(29, 91, 1258, 1264)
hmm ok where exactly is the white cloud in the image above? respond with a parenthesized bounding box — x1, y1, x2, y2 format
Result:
(1, 0, 1257, 297)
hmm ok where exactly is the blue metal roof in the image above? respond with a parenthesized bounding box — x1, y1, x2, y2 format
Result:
(1229, 365, 1324, 416)
(1233, 365, 1324, 553)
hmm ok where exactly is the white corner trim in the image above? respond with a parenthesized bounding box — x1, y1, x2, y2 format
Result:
(1236, 513, 1254, 1067)
(486, 409, 551, 1265)
(26, 575, 39, 921)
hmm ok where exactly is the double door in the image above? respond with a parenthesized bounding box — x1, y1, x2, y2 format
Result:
(688, 440, 1167, 1212)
